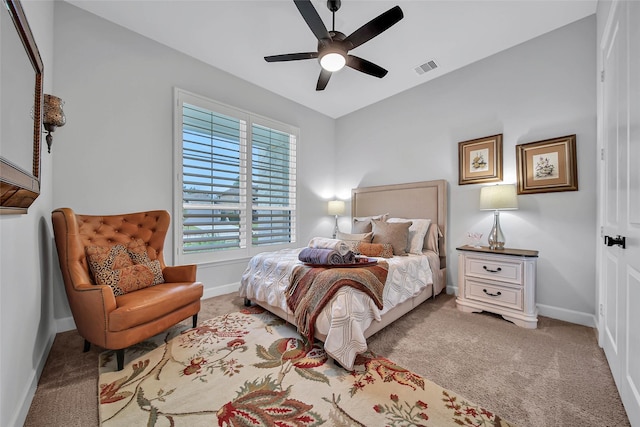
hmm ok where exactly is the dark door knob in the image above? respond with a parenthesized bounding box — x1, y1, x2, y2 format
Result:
(604, 235, 626, 249)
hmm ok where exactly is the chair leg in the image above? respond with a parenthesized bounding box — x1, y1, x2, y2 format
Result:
(83, 340, 91, 352)
(192, 314, 198, 328)
(116, 349, 124, 371)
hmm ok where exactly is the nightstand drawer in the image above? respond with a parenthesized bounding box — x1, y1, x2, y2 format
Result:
(465, 279, 523, 311)
(465, 257, 522, 284)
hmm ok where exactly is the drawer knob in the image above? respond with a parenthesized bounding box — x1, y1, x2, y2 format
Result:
(483, 265, 502, 273)
(483, 289, 502, 297)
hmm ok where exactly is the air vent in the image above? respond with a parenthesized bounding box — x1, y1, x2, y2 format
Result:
(414, 60, 438, 75)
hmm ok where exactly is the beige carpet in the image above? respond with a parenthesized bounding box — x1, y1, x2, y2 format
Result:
(24, 293, 630, 427)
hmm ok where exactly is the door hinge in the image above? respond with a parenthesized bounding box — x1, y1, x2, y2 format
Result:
(601, 70, 605, 82)
(600, 226, 604, 237)
(600, 304, 604, 316)
(601, 148, 605, 160)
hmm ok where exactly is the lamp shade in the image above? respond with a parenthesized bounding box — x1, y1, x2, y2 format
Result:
(479, 184, 518, 211)
(327, 200, 345, 216)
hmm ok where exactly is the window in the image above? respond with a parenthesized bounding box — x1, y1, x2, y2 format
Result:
(174, 89, 297, 264)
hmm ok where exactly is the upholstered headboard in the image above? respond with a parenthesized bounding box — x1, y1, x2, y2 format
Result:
(351, 180, 447, 267)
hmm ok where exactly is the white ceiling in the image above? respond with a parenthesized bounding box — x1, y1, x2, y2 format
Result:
(66, 0, 597, 118)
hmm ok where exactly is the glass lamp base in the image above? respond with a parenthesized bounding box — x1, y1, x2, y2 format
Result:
(487, 210, 505, 250)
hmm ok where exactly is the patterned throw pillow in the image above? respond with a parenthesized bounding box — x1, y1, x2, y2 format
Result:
(86, 240, 164, 296)
(356, 242, 394, 258)
(86, 244, 154, 296)
(126, 239, 165, 286)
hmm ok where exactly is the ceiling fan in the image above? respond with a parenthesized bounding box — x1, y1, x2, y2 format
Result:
(264, 0, 404, 91)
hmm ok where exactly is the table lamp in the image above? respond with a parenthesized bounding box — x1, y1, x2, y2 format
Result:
(328, 200, 345, 239)
(479, 184, 518, 250)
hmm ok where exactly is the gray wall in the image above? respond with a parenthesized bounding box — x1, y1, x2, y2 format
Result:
(335, 15, 597, 322)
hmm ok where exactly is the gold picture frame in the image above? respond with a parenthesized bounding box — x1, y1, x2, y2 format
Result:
(516, 134, 578, 194)
(458, 134, 503, 185)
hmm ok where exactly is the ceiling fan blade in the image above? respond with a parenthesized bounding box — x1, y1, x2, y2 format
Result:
(346, 55, 388, 78)
(264, 52, 319, 62)
(344, 5, 404, 50)
(316, 69, 332, 91)
(294, 0, 331, 42)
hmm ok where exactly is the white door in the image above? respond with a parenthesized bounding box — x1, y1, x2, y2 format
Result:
(599, 1, 640, 425)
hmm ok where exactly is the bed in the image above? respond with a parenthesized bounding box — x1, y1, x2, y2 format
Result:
(239, 179, 447, 369)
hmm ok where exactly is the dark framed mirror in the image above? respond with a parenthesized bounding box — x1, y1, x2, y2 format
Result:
(0, 0, 43, 214)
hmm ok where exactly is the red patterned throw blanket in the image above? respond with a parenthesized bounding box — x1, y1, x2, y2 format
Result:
(286, 261, 388, 344)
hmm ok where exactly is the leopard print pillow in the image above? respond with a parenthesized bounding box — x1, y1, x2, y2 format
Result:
(86, 241, 163, 296)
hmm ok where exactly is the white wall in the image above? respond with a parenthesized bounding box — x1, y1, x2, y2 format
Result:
(50, 1, 337, 321)
(335, 15, 597, 324)
(0, 2, 55, 427)
(0, 4, 598, 426)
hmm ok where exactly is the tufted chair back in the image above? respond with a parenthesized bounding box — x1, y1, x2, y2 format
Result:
(52, 208, 203, 371)
(56, 208, 170, 287)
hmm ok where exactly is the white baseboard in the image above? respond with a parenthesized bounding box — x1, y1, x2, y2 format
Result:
(536, 303, 597, 328)
(56, 316, 77, 333)
(11, 331, 56, 427)
(202, 282, 240, 300)
(446, 285, 596, 328)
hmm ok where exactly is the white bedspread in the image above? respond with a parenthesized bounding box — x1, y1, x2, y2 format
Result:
(238, 248, 433, 369)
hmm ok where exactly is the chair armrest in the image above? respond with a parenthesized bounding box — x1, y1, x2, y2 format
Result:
(163, 264, 197, 282)
(66, 283, 117, 346)
(72, 283, 117, 311)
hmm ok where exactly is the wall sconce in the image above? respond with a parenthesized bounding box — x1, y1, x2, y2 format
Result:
(327, 199, 345, 239)
(479, 184, 518, 250)
(43, 94, 66, 153)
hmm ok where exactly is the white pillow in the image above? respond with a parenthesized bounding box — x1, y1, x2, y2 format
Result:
(387, 218, 432, 255)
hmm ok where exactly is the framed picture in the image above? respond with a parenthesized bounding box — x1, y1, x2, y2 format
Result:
(516, 134, 578, 194)
(458, 134, 503, 185)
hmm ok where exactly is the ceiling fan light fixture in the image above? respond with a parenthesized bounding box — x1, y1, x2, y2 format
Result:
(320, 51, 346, 72)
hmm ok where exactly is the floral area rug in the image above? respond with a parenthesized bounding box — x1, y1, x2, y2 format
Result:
(99, 306, 515, 426)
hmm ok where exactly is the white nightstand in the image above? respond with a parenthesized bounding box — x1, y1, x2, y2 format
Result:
(456, 245, 538, 329)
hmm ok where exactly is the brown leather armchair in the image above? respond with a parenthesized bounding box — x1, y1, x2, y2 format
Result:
(52, 208, 203, 370)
